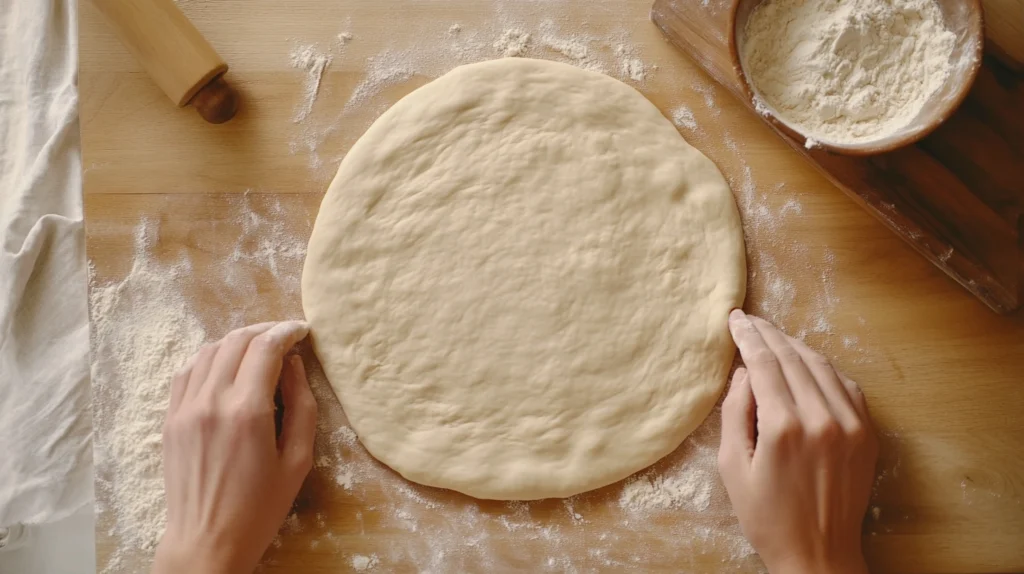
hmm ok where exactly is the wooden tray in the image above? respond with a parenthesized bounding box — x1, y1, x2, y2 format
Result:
(652, 0, 1024, 314)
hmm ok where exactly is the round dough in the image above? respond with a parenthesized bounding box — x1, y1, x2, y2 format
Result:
(303, 58, 745, 500)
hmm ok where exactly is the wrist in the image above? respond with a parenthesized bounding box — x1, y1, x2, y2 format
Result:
(767, 542, 869, 574)
(153, 532, 243, 574)
(770, 554, 869, 574)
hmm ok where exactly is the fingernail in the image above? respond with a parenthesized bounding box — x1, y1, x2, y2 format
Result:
(729, 308, 746, 323)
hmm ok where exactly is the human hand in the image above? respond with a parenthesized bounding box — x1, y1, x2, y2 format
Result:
(718, 310, 879, 574)
(153, 321, 317, 574)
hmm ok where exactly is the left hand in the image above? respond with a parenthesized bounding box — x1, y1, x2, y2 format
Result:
(153, 321, 317, 574)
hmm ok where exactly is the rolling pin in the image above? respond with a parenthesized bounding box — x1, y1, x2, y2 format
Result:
(90, 0, 240, 124)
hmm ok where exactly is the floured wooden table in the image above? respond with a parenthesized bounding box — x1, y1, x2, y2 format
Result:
(80, 1, 1024, 572)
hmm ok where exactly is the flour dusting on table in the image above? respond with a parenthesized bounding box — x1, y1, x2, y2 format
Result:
(91, 220, 206, 571)
(671, 105, 698, 131)
(620, 466, 713, 512)
(290, 43, 333, 123)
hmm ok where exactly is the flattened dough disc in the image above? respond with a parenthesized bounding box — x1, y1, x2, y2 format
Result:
(302, 58, 746, 500)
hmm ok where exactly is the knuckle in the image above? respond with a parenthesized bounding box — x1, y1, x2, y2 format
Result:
(230, 400, 269, 425)
(303, 394, 319, 416)
(747, 348, 778, 366)
(197, 406, 219, 425)
(774, 346, 803, 364)
(768, 414, 802, 442)
(248, 334, 280, 355)
(808, 418, 841, 444)
(183, 405, 220, 433)
(289, 449, 314, 474)
(844, 421, 867, 442)
(222, 329, 251, 346)
(806, 352, 833, 369)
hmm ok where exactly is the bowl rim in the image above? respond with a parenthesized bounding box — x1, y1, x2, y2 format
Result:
(726, 0, 985, 157)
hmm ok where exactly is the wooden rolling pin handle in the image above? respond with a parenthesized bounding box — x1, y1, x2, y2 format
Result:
(189, 75, 240, 124)
(90, 0, 238, 124)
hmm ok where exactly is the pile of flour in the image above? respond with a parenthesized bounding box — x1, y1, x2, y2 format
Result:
(742, 0, 956, 146)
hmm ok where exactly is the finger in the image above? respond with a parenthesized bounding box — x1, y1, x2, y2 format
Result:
(781, 333, 862, 431)
(184, 341, 221, 401)
(235, 321, 311, 401)
(278, 355, 317, 478)
(747, 315, 831, 418)
(719, 367, 756, 475)
(204, 322, 277, 390)
(727, 309, 794, 410)
(836, 371, 879, 457)
(168, 354, 195, 415)
(836, 369, 871, 424)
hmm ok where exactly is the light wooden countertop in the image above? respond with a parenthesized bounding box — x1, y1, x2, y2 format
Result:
(80, 1, 1024, 572)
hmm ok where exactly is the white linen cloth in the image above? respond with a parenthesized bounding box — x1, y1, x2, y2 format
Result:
(0, 0, 93, 526)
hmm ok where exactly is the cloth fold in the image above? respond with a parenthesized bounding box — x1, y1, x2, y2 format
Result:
(0, 0, 93, 526)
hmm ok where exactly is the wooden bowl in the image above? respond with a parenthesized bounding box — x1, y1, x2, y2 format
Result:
(728, 0, 984, 156)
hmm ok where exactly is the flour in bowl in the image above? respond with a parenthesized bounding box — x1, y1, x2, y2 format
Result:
(742, 0, 956, 145)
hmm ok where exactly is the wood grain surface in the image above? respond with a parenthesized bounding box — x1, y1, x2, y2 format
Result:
(984, 0, 1024, 70)
(80, 0, 1024, 572)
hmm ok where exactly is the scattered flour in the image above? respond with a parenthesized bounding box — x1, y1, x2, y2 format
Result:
(351, 553, 380, 571)
(227, 191, 307, 293)
(343, 50, 417, 114)
(620, 467, 713, 512)
(91, 220, 207, 567)
(493, 28, 531, 57)
(289, 44, 332, 123)
(615, 43, 648, 82)
(693, 81, 720, 117)
(670, 105, 697, 131)
(536, 20, 605, 73)
(319, 426, 360, 490)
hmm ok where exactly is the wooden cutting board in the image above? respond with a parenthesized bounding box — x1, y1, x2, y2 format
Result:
(652, 0, 1024, 314)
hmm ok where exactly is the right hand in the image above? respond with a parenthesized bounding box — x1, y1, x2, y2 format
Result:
(718, 309, 879, 574)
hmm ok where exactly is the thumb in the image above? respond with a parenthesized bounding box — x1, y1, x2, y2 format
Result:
(718, 367, 755, 480)
(278, 355, 318, 481)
